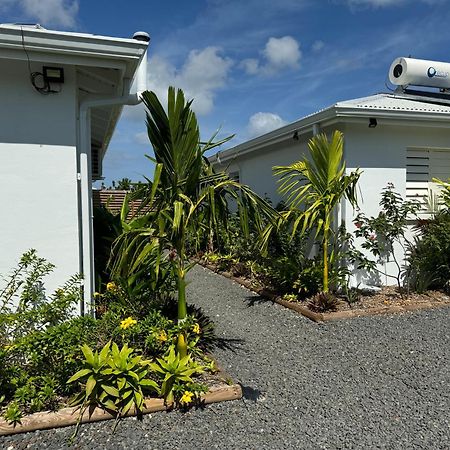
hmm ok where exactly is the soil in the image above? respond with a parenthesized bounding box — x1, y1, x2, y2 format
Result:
(334, 285, 450, 312)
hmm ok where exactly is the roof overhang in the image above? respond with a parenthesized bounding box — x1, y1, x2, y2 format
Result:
(0, 24, 147, 77)
(210, 94, 450, 165)
(0, 25, 148, 179)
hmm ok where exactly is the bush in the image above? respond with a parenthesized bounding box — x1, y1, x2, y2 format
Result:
(0, 250, 215, 423)
(407, 211, 450, 293)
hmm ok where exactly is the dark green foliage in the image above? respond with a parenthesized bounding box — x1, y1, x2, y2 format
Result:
(204, 213, 323, 299)
(93, 206, 122, 287)
(407, 212, 450, 293)
(17, 317, 98, 395)
(1, 250, 215, 423)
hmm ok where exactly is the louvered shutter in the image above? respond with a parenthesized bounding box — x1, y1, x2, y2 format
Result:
(407, 148, 450, 214)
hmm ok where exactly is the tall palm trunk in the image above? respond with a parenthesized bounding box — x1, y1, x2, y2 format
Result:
(322, 231, 329, 293)
(175, 240, 188, 357)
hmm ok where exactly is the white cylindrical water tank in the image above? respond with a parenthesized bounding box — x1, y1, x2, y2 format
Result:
(389, 57, 450, 89)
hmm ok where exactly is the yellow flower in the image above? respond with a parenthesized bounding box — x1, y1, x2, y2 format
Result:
(157, 330, 168, 342)
(192, 323, 201, 334)
(93, 292, 102, 299)
(106, 282, 117, 292)
(180, 391, 194, 404)
(120, 317, 137, 330)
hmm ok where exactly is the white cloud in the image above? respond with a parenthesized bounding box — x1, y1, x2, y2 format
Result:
(264, 36, 301, 71)
(312, 40, 325, 52)
(247, 112, 287, 138)
(0, 0, 79, 28)
(240, 58, 260, 75)
(241, 36, 301, 76)
(126, 47, 233, 119)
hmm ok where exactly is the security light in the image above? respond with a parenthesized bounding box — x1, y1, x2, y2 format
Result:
(43, 66, 64, 83)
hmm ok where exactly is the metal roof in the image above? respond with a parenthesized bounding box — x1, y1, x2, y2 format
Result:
(336, 93, 450, 114)
(211, 92, 450, 164)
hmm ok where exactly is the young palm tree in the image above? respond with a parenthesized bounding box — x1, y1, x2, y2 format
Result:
(111, 87, 276, 356)
(274, 130, 360, 293)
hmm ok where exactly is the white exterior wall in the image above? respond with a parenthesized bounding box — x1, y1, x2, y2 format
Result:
(219, 120, 450, 287)
(0, 59, 80, 302)
(229, 137, 312, 207)
(344, 121, 450, 286)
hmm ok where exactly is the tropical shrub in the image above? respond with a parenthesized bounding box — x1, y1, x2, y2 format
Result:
(353, 183, 420, 292)
(0, 250, 216, 424)
(273, 130, 361, 293)
(407, 211, 450, 293)
(111, 87, 276, 357)
(149, 345, 205, 405)
(68, 342, 159, 434)
(0, 249, 82, 340)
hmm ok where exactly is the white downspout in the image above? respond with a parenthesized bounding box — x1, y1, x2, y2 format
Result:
(78, 32, 149, 314)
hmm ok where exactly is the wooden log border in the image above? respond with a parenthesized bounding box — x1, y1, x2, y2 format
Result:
(198, 261, 450, 323)
(0, 384, 242, 436)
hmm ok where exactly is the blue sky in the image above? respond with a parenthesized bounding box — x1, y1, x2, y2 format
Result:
(2, 0, 450, 184)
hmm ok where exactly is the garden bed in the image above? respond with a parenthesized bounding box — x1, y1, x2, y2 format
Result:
(0, 358, 242, 437)
(0, 382, 242, 436)
(199, 261, 450, 322)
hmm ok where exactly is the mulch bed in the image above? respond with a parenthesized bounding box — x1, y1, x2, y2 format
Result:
(198, 260, 450, 322)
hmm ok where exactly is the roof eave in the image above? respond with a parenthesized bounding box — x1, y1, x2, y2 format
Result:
(0, 26, 147, 78)
(211, 106, 450, 164)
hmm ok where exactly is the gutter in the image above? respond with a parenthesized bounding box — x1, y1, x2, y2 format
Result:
(78, 32, 149, 314)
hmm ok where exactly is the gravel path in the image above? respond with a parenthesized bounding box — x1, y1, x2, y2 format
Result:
(2, 266, 450, 449)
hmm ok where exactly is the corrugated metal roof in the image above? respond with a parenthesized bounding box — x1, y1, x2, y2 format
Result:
(211, 92, 450, 164)
(336, 93, 450, 114)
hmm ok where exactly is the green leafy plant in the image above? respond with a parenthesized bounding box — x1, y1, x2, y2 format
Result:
(353, 184, 420, 293)
(0, 249, 82, 340)
(406, 211, 450, 293)
(68, 341, 158, 411)
(3, 401, 22, 426)
(110, 87, 276, 357)
(68, 341, 158, 434)
(273, 130, 361, 293)
(150, 346, 205, 404)
(433, 177, 450, 210)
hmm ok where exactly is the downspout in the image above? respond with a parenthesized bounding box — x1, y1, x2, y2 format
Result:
(78, 31, 150, 314)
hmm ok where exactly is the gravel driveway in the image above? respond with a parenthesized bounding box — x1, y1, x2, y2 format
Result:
(2, 266, 450, 449)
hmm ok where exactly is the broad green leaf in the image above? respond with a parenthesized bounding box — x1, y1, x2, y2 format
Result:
(67, 368, 91, 384)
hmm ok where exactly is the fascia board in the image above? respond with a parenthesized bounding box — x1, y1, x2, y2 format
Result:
(0, 27, 146, 77)
(211, 107, 336, 163)
(335, 106, 450, 123)
(0, 47, 128, 72)
(210, 105, 450, 165)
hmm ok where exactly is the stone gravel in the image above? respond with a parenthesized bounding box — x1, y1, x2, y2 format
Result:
(2, 265, 450, 449)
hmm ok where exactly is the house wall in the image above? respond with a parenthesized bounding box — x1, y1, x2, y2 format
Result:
(217, 120, 450, 287)
(222, 131, 319, 207)
(0, 58, 81, 307)
(344, 121, 450, 286)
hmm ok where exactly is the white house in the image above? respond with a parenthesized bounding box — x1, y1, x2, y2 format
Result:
(0, 24, 149, 313)
(210, 90, 450, 286)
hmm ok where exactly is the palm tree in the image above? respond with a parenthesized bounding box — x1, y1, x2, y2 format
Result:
(111, 87, 276, 356)
(273, 130, 360, 293)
